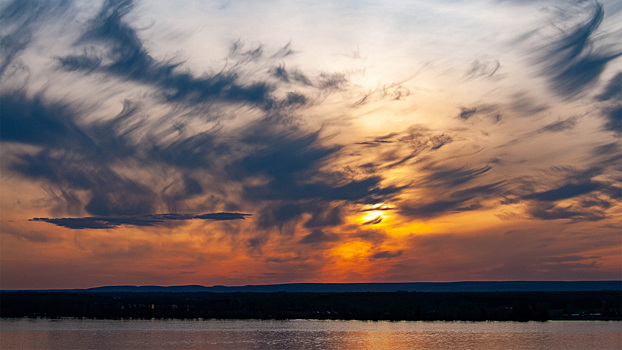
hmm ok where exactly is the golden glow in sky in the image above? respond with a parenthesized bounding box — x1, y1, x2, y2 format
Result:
(0, 0, 621, 289)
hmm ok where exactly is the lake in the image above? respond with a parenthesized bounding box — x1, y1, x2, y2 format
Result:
(1, 318, 620, 349)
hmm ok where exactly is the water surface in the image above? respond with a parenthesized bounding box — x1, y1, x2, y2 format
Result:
(1, 318, 620, 350)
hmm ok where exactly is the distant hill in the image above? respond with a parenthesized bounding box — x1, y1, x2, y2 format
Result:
(22, 280, 621, 293)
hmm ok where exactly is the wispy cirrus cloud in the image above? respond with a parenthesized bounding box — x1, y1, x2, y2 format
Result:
(58, 0, 275, 108)
(1, 0, 621, 288)
(535, 1, 621, 98)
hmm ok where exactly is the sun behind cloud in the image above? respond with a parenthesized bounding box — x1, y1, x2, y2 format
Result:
(0, 0, 620, 289)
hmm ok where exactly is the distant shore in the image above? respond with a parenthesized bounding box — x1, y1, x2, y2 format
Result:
(2, 290, 620, 321)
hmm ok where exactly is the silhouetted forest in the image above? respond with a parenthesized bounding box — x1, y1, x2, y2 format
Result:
(1, 291, 620, 321)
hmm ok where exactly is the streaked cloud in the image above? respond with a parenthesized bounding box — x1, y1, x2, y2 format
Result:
(30, 212, 251, 229)
(1, 0, 620, 288)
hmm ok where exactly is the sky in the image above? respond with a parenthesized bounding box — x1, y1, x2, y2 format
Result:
(0, 0, 620, 289)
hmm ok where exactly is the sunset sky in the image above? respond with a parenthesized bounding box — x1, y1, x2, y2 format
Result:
(1, 0, 620, 289)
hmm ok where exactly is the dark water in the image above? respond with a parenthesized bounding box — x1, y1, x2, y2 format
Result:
(1, 318, 620, 350)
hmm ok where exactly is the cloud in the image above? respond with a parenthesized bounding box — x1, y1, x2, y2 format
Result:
(458, 106, 477, 120)
(537, 116, 579, 133)
(269, 64, 312, 86)
(30, 212, 252, 229)
(509, 93, 548, 116)
(595, 73, 621, 136)
(1, 0, 406, 236)
(537, 2, 621, 98)
(0, 0, 72, 76)
(58, 0, 275, 108)
(0, 91, 87, 147)
(595, 72, 621, 102)
(514, 160, 620, 222)
(317, 72, 347, 90)
(457, 105, 501, 123)
(399, 199, 477, 219)
(602, 105, 622, 136)
(399, 182, 503, 220)
(12, 147, 160, 216)
(299, 229, 340, 244)
(362, 215, 383, 226)
(523, 182, 601, 202)
(353, 82, 410, 106)
(420, 164, 492, 188)
(304, 205, 343, 228)
(1, 0, 621, 287)
(371, 250, 403, 260)
(526, 202, 605, 221)
(463, 58, 500, 80)
(227, 123, 405, 228)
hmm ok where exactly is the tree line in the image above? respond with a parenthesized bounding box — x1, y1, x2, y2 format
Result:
(1, 291, 620, 321)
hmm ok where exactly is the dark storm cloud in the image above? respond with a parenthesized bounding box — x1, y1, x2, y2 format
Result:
(537, 2, 621, 98)
(30, 212, 252, 229)
(58, 0, 274, 108)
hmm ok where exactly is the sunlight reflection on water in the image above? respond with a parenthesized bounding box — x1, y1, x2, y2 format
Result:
(1, 319, 620, 350)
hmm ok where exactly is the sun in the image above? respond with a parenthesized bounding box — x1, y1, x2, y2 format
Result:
(357, 209, 392, 226)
